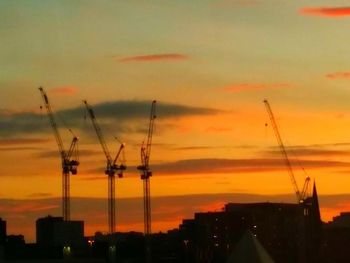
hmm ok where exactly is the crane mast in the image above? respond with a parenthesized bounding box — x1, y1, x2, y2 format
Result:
(39, 87, 79, 221)
(137, 100, 156, 263)
(83, 100, 126, 234)
(263, 99, 309, 203)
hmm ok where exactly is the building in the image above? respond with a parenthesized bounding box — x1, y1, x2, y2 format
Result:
(0, 218, 5, 260)
(327, 212, 350, 228)
(0, 218, 6, 245)
(179, 184, 321, 263)
(320, 211, 350, 263)
(226, 230, 275, 263)
(36, 216, 84, 247)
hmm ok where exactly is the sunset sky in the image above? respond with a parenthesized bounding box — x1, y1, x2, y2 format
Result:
(2, 0, 350, 242)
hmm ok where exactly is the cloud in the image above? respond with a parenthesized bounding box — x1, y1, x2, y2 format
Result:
(77, 100, 219, 120)
(82, 156, 350, 177)
(0, 100, 219, 136)
(264, 147, 350, 157)
(0, 138, 49, 152)
(300, 7, 350, 17)
(224, 83, 291, 93)
(118, 53, 189, 62)
(0, 138, 48, 145)
(139, 158, 350, 175)
(50, 86, 78, 96)
(37, 149, 101, 158)
(27, 193, 53, 198)
(0, 111, 47, 136)
(174, 146, 219, 151)
(309, 142, 350, 147)
(0, 201, 59, 214)
(0, 146, 41, 152)
(326, 72, 350, 79)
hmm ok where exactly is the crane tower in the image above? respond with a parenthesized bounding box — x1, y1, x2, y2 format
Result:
(83, 100, 126, 234)
(137, 100, 156, 263)
(39, 87, 79, 221)
(263, 99, 310, 203)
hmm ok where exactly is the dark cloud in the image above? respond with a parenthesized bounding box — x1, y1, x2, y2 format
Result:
(94, 157, 350, 177)
(27, 193, 53, 198)
(0, 100, 219, 137)
(76, 100, 219, 120)
(264, 147, 350, 157)
(310, 142, 350, 147)
(0, 138, 48, 151)
(174, 146, 220, 151)
(36, 149, 102, 158)
(0, 111, 47, 135)
(0, 138, 49, 145)
(148, 158, 350, 175)
(0, 146, 41, 152)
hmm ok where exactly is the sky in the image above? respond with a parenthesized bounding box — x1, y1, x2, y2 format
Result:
(1, 0, 350, 242)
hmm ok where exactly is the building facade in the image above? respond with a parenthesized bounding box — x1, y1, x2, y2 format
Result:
(36, 216, 84, 247)
(179, 184, 321, 263)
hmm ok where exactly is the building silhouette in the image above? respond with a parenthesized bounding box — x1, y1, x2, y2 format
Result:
(320, 211, 350, 263)
(0, 218, 6, 246)
(3, 185, 350, 262)
(179, 184, 321, 263)
(226, 230, 275, 263)
(0, 217, 6, 260)
(36, 216, 84, 247)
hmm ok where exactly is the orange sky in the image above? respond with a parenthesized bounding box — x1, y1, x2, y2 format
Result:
(1, 1, 350, 242)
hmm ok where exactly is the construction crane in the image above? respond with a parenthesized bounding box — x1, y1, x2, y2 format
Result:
(263, 99, 310, 203)
(83, 100, 126, 234)
(137, 100, 156, 263)
(39, 87, 79, 221)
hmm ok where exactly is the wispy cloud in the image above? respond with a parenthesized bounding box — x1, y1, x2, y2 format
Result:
(300, 7, 350, 17)
(174, 146, 219, 151)
(27, 193, 53, 198)
(224, 83, 291, 93)
(50, 86, 78, 96)
(264, 147, 350, 157)
(308, 142, 350, 148)
(0, 201, 59, 214)
(326, 72, 350, 79)
(118, 53, 189, 62)
(0, 136, 47, 152)
(0, 138, 48, 145)
(0, 146, 41, 152)
(147, 158, 350, 175)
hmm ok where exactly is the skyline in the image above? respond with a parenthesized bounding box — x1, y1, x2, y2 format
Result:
(2, 0, 350, 242)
